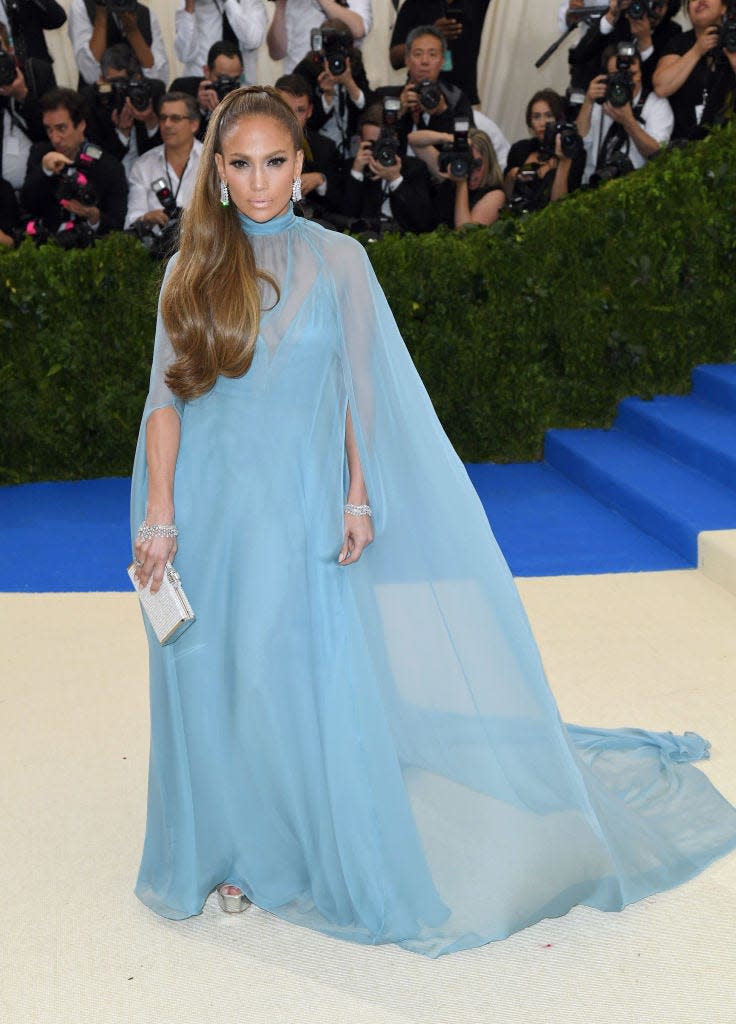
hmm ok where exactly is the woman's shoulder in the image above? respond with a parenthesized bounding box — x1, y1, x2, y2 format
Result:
(299, 218, 370, 272)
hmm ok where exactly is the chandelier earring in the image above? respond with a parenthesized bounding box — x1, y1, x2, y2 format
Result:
(291, 176, 302, 203)
(219, 179, 230, 207)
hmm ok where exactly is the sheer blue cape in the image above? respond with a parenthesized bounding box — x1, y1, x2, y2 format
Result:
(130, 206, 736, 957)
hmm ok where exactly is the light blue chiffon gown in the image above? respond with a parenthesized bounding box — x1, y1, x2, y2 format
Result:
(130, 205, 736, 957)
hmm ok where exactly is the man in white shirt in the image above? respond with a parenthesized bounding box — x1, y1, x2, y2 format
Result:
(125, 92, 201, 229)
(576, 43, 673, 185)
(175, 0, 267, 85)
(68, 0, 168, 88)
(266, 0, 372, 73)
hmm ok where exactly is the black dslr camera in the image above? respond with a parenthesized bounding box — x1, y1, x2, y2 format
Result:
(599, 41, 637, 108)
(590, 150, 635, 187)
(0, 50, 16, 87)
(96, 74, 152, 113)
(205, 74, 241, 102)
(538, 120, 583, 161)
(415, 78, 442, 111)
(438, 117, 472, 178)
(371, 96, 401, 167)
(56, 144, 103, 208)
(310, 27, 352, 76)
(628, 0, 666, 19)
(150, 178, 180, 220)
(127, 178, 181, 259)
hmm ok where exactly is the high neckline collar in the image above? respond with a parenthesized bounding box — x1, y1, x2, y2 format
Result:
(238, 204, 296, 237)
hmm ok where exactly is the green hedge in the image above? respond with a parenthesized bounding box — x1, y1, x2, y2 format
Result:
(2, 125, 735, 483)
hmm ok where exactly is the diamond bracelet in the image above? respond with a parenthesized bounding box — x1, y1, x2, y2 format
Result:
(344, 503, 373, 518)
(137, 521, 179, 542)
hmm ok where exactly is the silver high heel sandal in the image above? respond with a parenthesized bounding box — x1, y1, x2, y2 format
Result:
(216, 884, 251, 914)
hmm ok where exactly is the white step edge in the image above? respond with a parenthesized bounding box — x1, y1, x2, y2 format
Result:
(698, 529, 736, 599)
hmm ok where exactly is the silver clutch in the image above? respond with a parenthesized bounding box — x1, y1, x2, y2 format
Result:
(128, 561, 196, 645)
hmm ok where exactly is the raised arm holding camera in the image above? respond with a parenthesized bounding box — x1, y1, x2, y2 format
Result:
(21, 86, 127, 244)
(68, 0, 168, 88)
(175, 0, 267, 85)
(577, 41, 673, 185)
(653, 0, 736, 140)
(171, 40, 244, 143)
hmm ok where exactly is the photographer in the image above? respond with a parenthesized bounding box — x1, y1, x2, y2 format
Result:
(653, 0, 736, 140)
(266, 0, 372, 74)
(275, 73, 341, 215)
(504, 89, 584, 210)
(83, 43, 162, 174)
(340, 102, 437, 234)
(0, 0, 66, 64)
(389, 0, 490, 106)
(0, 19, 55, 191)
(379, 26, 474, 157)
(569, 1, 682, 94)
(68, 0, 168, 88)
(21, 87, 127, 240)
(174, 0, 267, 85)
(577, 43, 673, 184)
(410, 126, 506, 227)
(124, 92, 201, 230)
(293, 18, 372, 158)
(171, 40, 244, 142)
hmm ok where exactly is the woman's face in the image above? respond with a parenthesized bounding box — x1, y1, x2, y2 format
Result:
(689, 0, 726, 29)
(215, 114, 303, 222)
(529, 101, 555, 141)
(468, 144, 486, 190)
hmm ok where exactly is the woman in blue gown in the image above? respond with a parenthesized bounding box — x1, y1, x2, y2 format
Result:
(131, 86, 736, 958)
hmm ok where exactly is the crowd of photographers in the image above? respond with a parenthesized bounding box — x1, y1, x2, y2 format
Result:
(1, 0, 735, 252)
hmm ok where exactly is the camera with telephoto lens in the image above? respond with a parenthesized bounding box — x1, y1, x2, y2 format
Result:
(720, 5, 736, 53)
(597, 41, 637, 108)
(310, 27, 352, 76)
(415, 78, 442, 111)
(0, 49, 16, 87)
(205, 74, 241, 102)
(438, 117, 472, 178)
(371, 96, 401, 167)
(101, 0, 138, 12)
(538, 120, 583, 161)
(589, 150, 635, 187)
(627, 0, 666, 19)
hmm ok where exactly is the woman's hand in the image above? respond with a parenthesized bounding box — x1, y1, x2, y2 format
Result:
(338, 512, 373, 565)
(134, 528, 177, 594)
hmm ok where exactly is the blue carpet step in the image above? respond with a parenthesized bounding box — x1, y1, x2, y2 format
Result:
(615, 395, 736, 492)
(692, 364, 736, 413)
(545, 428, 736, 564)
(467, 462, 689, 576)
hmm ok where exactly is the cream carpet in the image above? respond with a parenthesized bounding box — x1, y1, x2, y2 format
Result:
(2, 570, 735, 1024)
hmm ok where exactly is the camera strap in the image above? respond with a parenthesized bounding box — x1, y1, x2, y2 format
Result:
(164, 152, 190, 204)
(596, 89, 648, 166)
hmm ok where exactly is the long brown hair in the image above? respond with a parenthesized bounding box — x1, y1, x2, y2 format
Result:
(162, 86, 302, 401)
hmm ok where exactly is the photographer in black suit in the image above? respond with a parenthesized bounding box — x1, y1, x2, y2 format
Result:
(0, 18, 55, 191)
(340, 102, 438, 235)
(275, 73, 342, 217)
(0, 0, 66, 64)
(21, 87, 127, 242)
(82, 43, 162, 172)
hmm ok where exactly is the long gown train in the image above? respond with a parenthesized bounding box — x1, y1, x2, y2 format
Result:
(130, 206, 736, 957)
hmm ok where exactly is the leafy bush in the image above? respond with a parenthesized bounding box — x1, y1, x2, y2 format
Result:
(1, 125, 734, 482)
